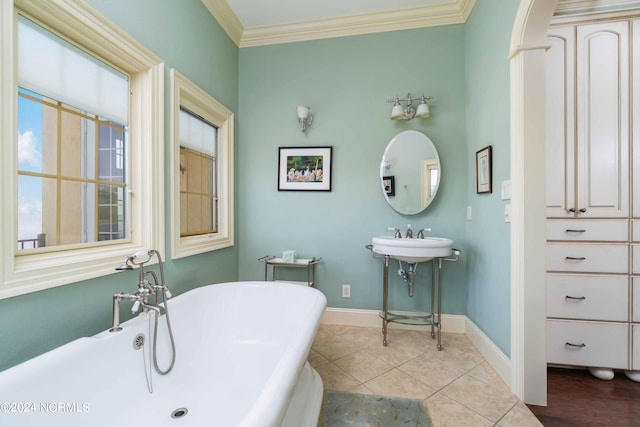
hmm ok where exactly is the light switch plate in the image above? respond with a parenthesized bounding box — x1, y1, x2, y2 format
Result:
(501, 180, 511, 200)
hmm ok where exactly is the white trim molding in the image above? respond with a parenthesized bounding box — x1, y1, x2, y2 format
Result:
(320, 308, 511, 386)
(202, 0, 476, 48)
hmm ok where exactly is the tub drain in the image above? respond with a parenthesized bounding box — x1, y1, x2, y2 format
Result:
(133, 333, 145, 350)
(171, 408, 188, 419)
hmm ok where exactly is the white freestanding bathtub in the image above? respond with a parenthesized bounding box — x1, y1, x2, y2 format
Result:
(0, 281, 327, 427)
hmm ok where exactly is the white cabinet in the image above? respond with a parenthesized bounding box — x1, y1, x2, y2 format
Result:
(546, 274, 628, 322)
(546, 22, 629, 219)
(545, 17, 636, 372)
(547, 320, 629, 369)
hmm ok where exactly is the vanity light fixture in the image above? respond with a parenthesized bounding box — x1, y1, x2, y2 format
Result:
(297, 105, 313, 132)
(388, 93, 432, 121)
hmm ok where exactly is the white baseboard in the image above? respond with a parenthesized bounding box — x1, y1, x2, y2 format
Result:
(320, 307, 511, 386)
(464, 318, 511, 385)
(321, 307, 466, 332)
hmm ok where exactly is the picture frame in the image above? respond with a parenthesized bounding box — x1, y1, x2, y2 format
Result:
(382, 176, 395, 196)
(476, 145, 492, 194)
(278, 146, 333, 191)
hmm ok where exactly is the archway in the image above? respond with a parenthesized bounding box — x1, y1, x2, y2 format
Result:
(508, 0, 558, 405)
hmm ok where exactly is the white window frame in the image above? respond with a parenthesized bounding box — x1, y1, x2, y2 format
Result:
(0, 0, 165, 299)
(170, 69, 234, 259)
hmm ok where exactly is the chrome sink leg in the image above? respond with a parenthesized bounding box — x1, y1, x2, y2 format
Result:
(437, 258, 443, 351)
(382, 255, 389, 346)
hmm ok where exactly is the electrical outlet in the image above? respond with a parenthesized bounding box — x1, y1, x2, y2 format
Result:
(342, 284, 351, 298)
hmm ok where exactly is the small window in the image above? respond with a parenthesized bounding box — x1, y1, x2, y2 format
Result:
(179, 109, 218, 237)
(170, 69, 234, 259)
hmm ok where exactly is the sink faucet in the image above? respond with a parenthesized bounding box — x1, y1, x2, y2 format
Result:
(417, 228, 432, 239)
(387, 227, 402, 238)
(405, 224, 413, 238)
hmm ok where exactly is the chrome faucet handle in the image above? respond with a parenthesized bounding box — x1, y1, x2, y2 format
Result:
(405, 224, 413, 239)
(131, 299, 141, 314)
(417, 228, 432, 239)
(388, 227, 402, 238)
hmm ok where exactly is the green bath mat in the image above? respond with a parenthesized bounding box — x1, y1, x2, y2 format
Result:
(319, 390, 430, 426)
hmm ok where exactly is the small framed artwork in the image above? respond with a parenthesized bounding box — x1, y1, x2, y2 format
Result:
(278, 146, 333, 191)
(382, 176, 395, 196)
(476, 145, 492, 194)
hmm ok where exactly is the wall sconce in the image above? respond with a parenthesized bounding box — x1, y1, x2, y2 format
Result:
(297, 105, 313, 132)
(388, 93, 432, 120)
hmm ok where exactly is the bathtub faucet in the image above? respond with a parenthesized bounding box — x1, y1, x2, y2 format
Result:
(110, 249, 171, 332)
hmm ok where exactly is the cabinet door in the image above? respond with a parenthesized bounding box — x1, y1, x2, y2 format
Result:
(576, 21, 629, 218)
(633, 20, 640, 218)
(546, 26, 576, 218)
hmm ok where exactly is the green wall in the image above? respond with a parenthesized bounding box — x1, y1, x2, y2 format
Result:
(464, 0, 520, 356)
(1, 0, 525, 371)
(0, 0, 239, 371)
(237, 26, 469, 314)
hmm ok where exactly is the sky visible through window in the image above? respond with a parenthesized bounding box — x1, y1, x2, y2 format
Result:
(17, 88, 43, 242)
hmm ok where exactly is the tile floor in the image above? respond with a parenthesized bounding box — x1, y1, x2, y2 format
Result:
(309, 324, 543, 427)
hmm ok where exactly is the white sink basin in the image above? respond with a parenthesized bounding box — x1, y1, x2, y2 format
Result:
(371, 236, 453, 263)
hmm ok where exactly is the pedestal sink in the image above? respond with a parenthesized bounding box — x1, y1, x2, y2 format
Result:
(371, 236, 453, 263)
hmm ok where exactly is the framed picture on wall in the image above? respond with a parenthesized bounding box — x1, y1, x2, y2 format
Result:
(382, 176, 395, 196)
(278, 146, 333, 191)
(476, 145, 492, 194)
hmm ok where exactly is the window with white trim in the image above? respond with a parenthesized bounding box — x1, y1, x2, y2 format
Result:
(170, 69, 234, 259)
(0, 0, 164, 299)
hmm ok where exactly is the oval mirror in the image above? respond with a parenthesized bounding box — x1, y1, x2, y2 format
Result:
(380, 130, 441, 215)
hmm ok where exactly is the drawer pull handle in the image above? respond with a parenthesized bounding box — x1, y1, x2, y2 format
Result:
(565, 342, 586, 348)
(565, 229, 586, 233)
(565, 256, 586, 261)
(568, 208, 576, 213)
(565, 295, 586, 300)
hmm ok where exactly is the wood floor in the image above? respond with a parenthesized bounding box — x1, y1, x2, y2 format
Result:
(527, 367, 640, 426)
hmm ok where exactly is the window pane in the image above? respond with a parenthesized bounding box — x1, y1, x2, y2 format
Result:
(17, 175, 47, 249)
(178, 108, 218, 237)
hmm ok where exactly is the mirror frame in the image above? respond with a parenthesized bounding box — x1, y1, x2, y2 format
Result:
(380, 130, 441, 215)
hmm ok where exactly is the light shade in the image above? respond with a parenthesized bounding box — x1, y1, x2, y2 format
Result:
(390, 103, 404, 120)
(297, 105, 310, 119)
(414, 102, 431, 118)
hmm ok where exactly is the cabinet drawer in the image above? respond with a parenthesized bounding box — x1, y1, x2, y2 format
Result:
(546, 243, 628, 273)
(633, 220, 640, 242)
(547, 320, 628, 369)
(547, 219, 628, 241)
(634, 325, 640, 370)
(634, 278, 640, 323)
(547, 274, 628, 321)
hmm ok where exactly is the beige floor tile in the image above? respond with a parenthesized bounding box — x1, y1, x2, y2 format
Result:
(346, 383, 377, 395)
(364, 368, 436, 401)
(425, 392, 494, 427)
(311, 333, 362, 361)
(497, 401, 544, 427)
(367, 338, 424, 366)
(307, 348, 330, 368)
(398, 354, 465, 390)
(315, 362, 360, 391)
(333, 349, 394, 383)
(423, 342, 486, 373)
(335, 325, 382, 348)
(467, 361, 504, 385)
(313, 326, 535, 426)
(441, 373, 519, 422)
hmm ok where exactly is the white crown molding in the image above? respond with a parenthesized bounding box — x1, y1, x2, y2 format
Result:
(201, 0, 243, 46)
(555, 0, 640, 14)
(203, 0, 476, 48)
